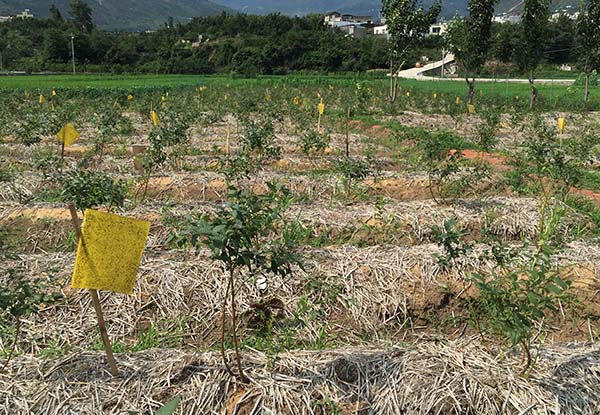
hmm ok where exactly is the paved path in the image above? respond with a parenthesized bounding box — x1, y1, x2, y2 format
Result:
(396, 54, 575, 85)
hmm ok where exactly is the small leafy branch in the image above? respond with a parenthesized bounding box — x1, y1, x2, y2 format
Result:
(431, 205, 570, 374)
(60, 169, 127, 212)
(136, 109, 191, 203)
(174, 182, 300, 380)
(431, 217, 472, 270)
(418, 130, 490, 204)
(0, 268, 62, 372)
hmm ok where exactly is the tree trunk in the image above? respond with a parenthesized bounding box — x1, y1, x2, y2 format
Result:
(528, 73, 537, 109)
(389, 58, 395, 103)
(584, 73, 590, 103)
(466, 77, 475, 105)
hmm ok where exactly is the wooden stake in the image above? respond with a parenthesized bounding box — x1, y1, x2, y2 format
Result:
(226, 127, 230, 155)
(68, 203, 119, 377)
(345, 106, 351, 158)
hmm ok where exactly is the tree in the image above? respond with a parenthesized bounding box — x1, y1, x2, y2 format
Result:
(69, 0, 94, 33)
(575, 0, 600, 102)
(382, 0, 441, 102)
(448, 0, 497, 104)
(519, 0, 551, 108)
(176, 183, 300, 380)
(50, 4, 63, 21)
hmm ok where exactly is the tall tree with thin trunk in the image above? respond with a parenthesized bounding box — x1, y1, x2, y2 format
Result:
(448, 0, 497, 105)
(382, 0, 441, 102)
(575, 0, 600, 103)
(519, 0, 551, 108)
(69, 0, 94, 33)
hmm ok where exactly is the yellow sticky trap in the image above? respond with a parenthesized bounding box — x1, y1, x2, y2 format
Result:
(56, 123, 81, 146)
(150, 110, 159, 126)
(71, 209, 150, 295)
(318, 100, 325, 115)
(433, 93, 437, 99)
(127, 94, 134, 101)
(455, 97, 461, 105)
(557, 117, 565, 132)
(39, 95, 46, 104)
(52, 89, 57, 97)
(467, 104, 476, 114)
(406, 91, 410, 97)
(198, 86, 207, 92)
(293, 96, 300, 105)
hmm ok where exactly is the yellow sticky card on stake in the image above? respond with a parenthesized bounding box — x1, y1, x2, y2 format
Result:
(406, 91, 410, 97)
(56, 123, 81, 146)
(467, 104, 476, 114)
(39, 95, 46, 104)
(557, 117, 566, 132)
(150, 110, 159, 126)
(433, 93, 437, 99)
(455, 97, 461, 105)
(318, 99, 325, 115)
(293, 96, 300, 106)
(71, 209, 150, 295)
(52, 89, 57, 97)
(127, 94, 134, 101)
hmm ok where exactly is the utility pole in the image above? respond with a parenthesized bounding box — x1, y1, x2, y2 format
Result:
(70, 34, 76, 75)
(440, 48, 446, 79)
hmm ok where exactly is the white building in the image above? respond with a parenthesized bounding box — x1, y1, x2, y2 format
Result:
(15, 9, 33, 19)
(373, 24, 388, 35)
(324, 11, 374, 27)
(429, 22, 448, 36)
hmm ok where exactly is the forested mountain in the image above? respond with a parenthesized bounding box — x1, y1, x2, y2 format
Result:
(0, 0, 232, 31)
(212, 0, 581, 19)
(0, 0, 583, 31)
(213, 0, 468, 19)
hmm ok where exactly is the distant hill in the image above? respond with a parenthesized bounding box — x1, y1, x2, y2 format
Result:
(213, 0, 581, 19)
(212, 0, 468, 19)
(0, 0, 233, 31)
(494, 0, 580, 15)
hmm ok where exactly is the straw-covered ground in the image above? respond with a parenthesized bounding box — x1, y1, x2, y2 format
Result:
(2, 342, 599, 415)
(2, 104, 600, 414)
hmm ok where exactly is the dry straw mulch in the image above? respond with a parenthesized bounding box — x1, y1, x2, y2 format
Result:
(1, 341, 599, 415)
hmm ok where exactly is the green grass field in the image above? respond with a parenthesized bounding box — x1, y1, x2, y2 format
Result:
(1, 73, 598, 111)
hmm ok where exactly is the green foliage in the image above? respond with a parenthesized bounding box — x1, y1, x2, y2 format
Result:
(174, 182, 300, 378)
(467, 241, 570, 373)
(431, 218, 473, 270)
(507, 117, 587, 199)
(417, 130, 490, 204)
(382, 0, 441, 60)
(447, 0, 496, 101)
(60, 169, 127, 211)
(179, 182, 298, 277)
(474, 110, 500, 151)
(334, 156, 372, 180)
(239, 114, 282, 162)
(0, 272, 61, 323)
(299, 129, 330, 157)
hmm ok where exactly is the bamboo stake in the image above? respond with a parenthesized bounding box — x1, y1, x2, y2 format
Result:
(68, 203, 119, 377)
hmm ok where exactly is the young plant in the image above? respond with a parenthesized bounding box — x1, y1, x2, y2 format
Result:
(299, 128, 331, 157)
(175, 182, 300, 380)
(418, 130, 490, 204)
(0, 268, 62, 371)
(60, 169, 127, 212)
